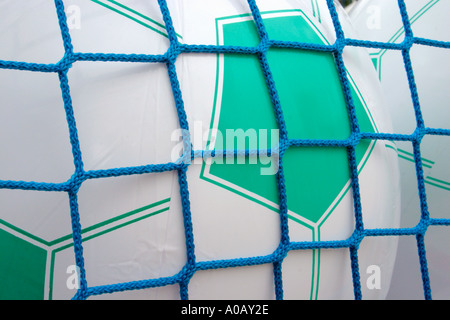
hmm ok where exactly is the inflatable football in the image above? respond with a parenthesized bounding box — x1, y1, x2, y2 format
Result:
(0, 0, 400, 299)
(349, 0, 450, 299)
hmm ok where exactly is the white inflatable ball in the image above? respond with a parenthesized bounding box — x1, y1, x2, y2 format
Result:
(349, 0, 450, 299)
(0, 0, 400, 300)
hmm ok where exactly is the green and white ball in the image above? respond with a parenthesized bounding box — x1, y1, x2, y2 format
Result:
(0, 0, 400, 300)
(349, 0, 450, 299)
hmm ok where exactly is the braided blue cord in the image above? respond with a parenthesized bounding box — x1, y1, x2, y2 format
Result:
(245, 0, 291, 300)
(0, 0, 449, 300)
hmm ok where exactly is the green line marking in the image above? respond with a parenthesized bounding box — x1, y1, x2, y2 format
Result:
(48, 206, 170, 300)
(396, 148, 434, 168)
(51, 197, 171, 246)
(47, 201, 170, 300)
(384, 143, 398, 153)
(314, 0, 321, 23)
(309, 227, 321, 300)
(311, 0, 316, 18)
(425, 176, 450, 191)
(398, 148, 434, 164)
(287, 214, 316, 231)
(48, 250, 57, 300)
(55, 207, 170, 253)
(398, 154, 411, 161)
(107, 0, 166, 29)
(426, 176, 450, 186)
(425, 180, 450, 191)
(398, 154, 433, 168)
(374, 0, 439, 55)
(371, 0, 440, 80)
(91, 0, 182, 40)
(309, 0, 322, 23)
(0, 218, 50, 247)
(0, 197, 171, 248)
(310, 248, 317, 300)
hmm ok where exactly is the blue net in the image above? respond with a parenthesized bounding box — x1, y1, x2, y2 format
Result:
(0, 0, 449, 300)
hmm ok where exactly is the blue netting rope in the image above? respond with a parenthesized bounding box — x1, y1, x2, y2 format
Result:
(0, 0, 449, 300)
